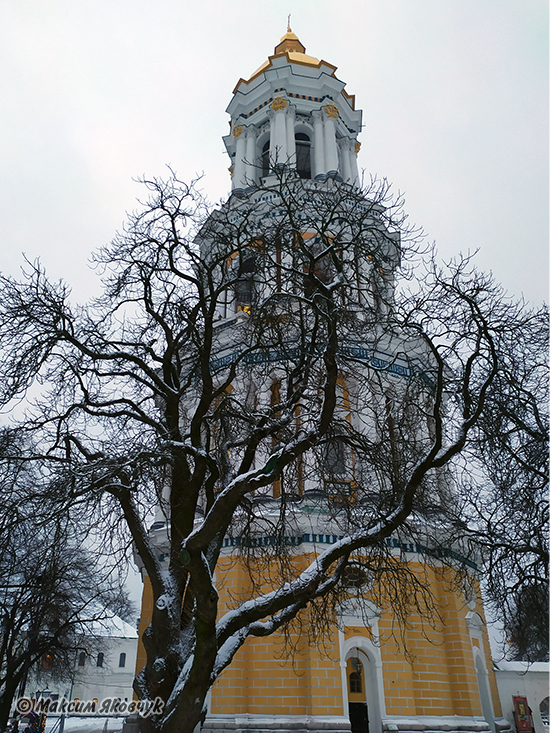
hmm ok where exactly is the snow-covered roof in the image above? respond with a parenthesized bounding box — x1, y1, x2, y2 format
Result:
(494, 661, 549, 673)
(83, 614, 138, 639)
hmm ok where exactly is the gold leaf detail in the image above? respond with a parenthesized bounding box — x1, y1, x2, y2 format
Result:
(355, 141, 361, 154)
(232, 125, 243, 139)
(324, 103, 339, 119)
(271, 96, 288, 111)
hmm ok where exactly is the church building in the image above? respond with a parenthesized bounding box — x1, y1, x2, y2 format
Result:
(136, 28, 505, 733)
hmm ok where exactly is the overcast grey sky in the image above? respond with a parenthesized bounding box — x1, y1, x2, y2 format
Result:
(1, 0, 548, 306)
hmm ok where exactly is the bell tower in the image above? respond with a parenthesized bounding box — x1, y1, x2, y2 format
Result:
(134, 28, 505, 733)
(224, 26, 362, 192)
(202, 28, 502, 733)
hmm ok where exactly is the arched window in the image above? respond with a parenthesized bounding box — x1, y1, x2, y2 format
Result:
(119, 652, 126, 668)
(96, 652, 104, 668)
(78, 651, 85, 667)
(295, 132, 311, 179)
(261, 140, 270, 178)
(540, 697, 549, 729)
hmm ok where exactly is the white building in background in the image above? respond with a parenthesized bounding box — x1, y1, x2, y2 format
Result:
(493, 662, 549, 733)
(70, 617, 138, 703)
(27, 616, 138, 706)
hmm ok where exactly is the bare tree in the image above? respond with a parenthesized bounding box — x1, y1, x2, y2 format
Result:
(0, 430, 134, 731)
(0, 171, 536, 733)
(462, 304, 549, 660)
(0, 519, 133, 729)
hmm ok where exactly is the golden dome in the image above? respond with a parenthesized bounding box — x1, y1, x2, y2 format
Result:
(239, 27, 332, 88)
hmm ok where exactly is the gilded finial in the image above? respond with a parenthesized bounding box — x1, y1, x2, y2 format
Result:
(274, 22, 306, 56)
(287, 14, 291, 32)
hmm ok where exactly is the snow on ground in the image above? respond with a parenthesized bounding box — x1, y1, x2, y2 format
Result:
(45, 717, 125, 733)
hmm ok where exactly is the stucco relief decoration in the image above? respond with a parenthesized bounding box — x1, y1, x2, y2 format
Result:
(271, 96, 288, 111)
(355, 141, 362, 154)
(232, 125, 243, 139)
(324, 102, 339, 118)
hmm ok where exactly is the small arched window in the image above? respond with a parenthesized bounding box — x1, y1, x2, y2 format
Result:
(78, 651, 85, 667)
(295, 132, 311, 179)
(96, 652, 104, 668)
(261, 140, 270, 178)
(119, 652, 126, 668)
(540, 697, 549, 729)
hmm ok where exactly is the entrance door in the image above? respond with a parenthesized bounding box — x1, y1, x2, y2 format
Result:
(347, 656, 369, 733)
(349, 702, 369, 733)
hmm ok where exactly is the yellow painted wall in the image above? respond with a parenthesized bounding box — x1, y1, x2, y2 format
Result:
(210, 556, 344, 716)
(136, 554, 501, 720)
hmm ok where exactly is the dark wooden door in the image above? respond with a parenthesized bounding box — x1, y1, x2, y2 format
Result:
(349, 702, 369, 733)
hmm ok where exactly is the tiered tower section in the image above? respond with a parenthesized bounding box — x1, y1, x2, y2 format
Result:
(224, 28, 363, 192)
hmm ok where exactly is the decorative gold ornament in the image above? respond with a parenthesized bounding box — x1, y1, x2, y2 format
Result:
(355, 141, 361, 154)
(271, 96, 288, 111)
(228, 166, 234, 177)
(324, 103, 339, 119)
(232, 125, 243, 139)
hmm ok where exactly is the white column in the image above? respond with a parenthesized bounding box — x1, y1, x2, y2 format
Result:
(312, 111, 326, 179)
(286, 107, 296, 168)
(323, 115, 339, 178)
(351, 140, 361, 186)
(273, 109, 287, 166)
(245, 127, 257, 186)
(339, 139, 352, 183)
(232, 124, 247, 191)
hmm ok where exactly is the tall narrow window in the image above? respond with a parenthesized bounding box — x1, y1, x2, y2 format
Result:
(270, 380, 282, 498)
(385, 394, 400, 487)
(349, 670, 362, 694)
(325, 439, 346, 476)
(119, 652, 126, 668)
(261, 140, 270, 178)
(96, 652, 104, 668)
(275, 237, 282, 291)
(235, 250, 256, 310)
(78, 651, 85, 667)
(295, 132, 311, 179)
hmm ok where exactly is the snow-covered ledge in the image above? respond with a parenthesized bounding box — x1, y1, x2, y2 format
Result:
(201, 714, 351, 732)
(381, 715, 511, 733)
